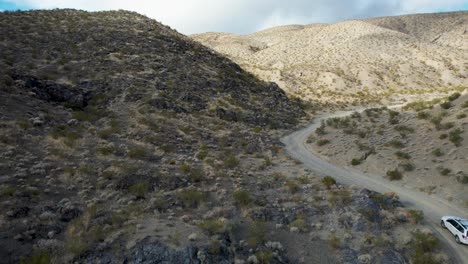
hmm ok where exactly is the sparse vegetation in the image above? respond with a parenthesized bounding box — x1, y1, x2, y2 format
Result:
(233, 189, 252, 207)
(448, 128, 463, 146)
(247, 221, 267, 247)
(386, 169, 403, 181)
(409, 231, 439, 264)
(322, 176, 336, 189)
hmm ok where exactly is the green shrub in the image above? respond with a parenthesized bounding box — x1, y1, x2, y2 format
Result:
(129, 182, 150, 199)
(233, 189, 252, 207)
(328, 232, 341, 249)
(180, 163, 191, 174)
(394, 151, 411, 159)
(462, 101, 468, 108)
(449, 128, 463, 146)
(386, 169, 403, 181)
(255, 250, 273, 264)
(438, 167, 451, 176)
(199, 219, 226, 235)
(399, 162, 415, 172)
(247, 221, 267, 247)
(431, 148, 444, 157)
(189, 167, 204, 183)
(440, 101, 452, 109)
(457, 113, 467, 119)
(285, 180, 300, 193)
(289, 218, 308, 232)
(128, 147, 149, 160)
(448, 92, 461, 101)
(19, 250, 51, 264)
(97, 127, 119, 139)
(410, 230, 439, 264)
(316, 139, 330, 146)
(417, 111, 430, 120)
(223, 154, 239, 169)
(178, 189, 204, 208)
(408, 210, 424, 224)
(322, 176, 336, 189)
(351, 158, 361, 166)
(97, 146, 117, 155)
(386, 139, 405, 148)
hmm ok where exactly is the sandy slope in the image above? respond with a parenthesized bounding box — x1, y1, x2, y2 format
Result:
(193, 11, 468, 105)
(281, 107, 468, 263)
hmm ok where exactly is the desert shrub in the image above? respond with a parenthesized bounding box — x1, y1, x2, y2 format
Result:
(399, 162, 415, 172)
(448, 92, 461, 101)
(394, 125, 414, 133)
(351, 158, 361, 166)
(129, 181, 150, 199)
(457, 113, 467, 119)
(449, 128, 463, 146)
(247, 221, 267, 247)
(97, 127, 119, 139)
(410, 231, 439, 264)
(285, 180, 300, 193)
(322, 176, 336, 189)
(458, 175, 468, 184)
(189, 167, 204, 182)
(408, 210, 424, 224)
(386, 169, 403, 181)
(315, 122, 327, 135)
(233, 189, 252, 207)
(439, 133, 447, 139)
(128, 146, 148, 160)
(178, 189, 204, 208)
(179, 163, 191, 174)
(97, 146, 117, 155)
(50, 125, 81, 147)
(328, 232, 341, 249)
(65, 209, 107, 257)
(431, 148, 444, 157)
(19, 250, 51, 264)
(462, 101, 468, 108)
(255, 251, 273, 264)
(417, 111, 430, 120)
(386, 139, 405, 148)
(438, 167, 451, 176)
(329, 189, 352, 206)
(199, 219, 226, 235)
(394, 151, 411, 159)
(316, 139, 330, 146)
(288, 217, 307, 232)
(196, 144, 209, 159)
(404, 101, 434, 112)
(440, 101, 452, 109)
(223, 154, 239, 169)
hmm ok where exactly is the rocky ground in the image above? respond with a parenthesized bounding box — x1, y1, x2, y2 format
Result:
(0, 9, 449, 263)
(310, 91, 468, 209)
(192, 11, 468, 107)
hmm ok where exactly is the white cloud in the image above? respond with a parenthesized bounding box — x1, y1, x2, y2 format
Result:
(4, 0, 468, 34)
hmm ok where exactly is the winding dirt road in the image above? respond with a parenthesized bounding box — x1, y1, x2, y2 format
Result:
(281, 109, 468, 263)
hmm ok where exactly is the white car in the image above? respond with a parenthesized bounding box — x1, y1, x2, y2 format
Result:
(440, 216, 468, 245)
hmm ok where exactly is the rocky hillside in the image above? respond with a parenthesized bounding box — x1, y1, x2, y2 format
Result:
(0, 10, 448, 264)
(192, 11, 468, 106)
(310, 91, 468, 208)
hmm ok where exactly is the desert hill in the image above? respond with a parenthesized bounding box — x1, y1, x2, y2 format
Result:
(192, 11, 468, 106)
(0, 9, 448, 264)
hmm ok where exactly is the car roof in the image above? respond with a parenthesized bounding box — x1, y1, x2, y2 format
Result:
(459, 219, 468, 229)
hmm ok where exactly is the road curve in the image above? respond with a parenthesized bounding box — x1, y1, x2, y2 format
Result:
(281, 109, 468, 263)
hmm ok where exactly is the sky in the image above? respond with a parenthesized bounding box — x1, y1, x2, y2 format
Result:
(0, 0, 467, 35)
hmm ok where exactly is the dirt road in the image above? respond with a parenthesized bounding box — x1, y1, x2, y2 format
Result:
(281, 109, 468, 263)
